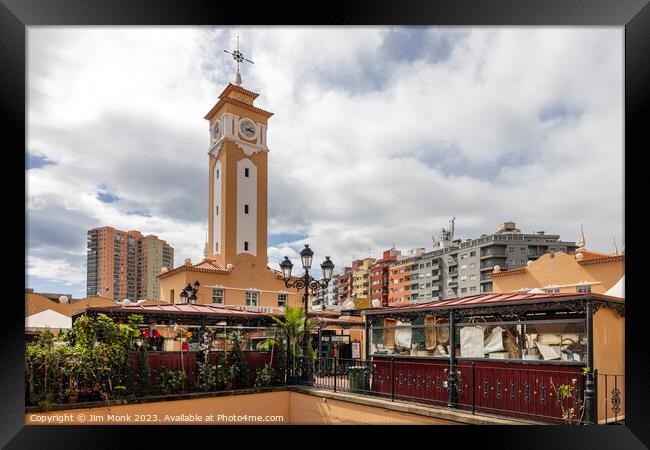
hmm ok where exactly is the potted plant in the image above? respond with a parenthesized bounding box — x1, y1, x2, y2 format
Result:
(65, 388, 79, 403)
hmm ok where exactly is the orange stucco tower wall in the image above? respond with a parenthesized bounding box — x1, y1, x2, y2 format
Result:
(205, 83, 272, 270)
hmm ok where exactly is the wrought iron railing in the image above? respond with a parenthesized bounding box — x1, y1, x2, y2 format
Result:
(596, 371, 625, 424)
(297, 357, 624, 425)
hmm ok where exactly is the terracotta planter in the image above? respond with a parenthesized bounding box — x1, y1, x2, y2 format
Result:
(67, 395, 78, 403)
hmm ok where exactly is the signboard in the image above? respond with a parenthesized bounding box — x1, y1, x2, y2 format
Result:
(331, 335, 350, 343)
(351, 342, 361, 359)
(188, 342, 201, 352)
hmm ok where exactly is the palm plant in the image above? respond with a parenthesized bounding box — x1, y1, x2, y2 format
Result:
(268, 305, 320, 380)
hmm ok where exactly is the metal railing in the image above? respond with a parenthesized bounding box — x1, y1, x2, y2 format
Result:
(298, 357, 622, 425)
(596, 371, 625, 424)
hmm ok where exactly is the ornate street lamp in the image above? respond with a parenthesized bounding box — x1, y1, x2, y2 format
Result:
(180, 281, 200, 304)
(280, 245, 334, 382)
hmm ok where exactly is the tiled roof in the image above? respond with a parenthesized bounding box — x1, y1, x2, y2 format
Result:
(318, 317, 365, 327)
(491, 267, 527, 277)
(157, 258, 231, 279)
(364, 292, 623, 315)
(204, 97, 273, 120)
(492, 249, 625, 277)
(80, 303, 267, 318)
(572, 250, 625, 265)
(26, 293, 115, 318)
(218, 83, 260, 100)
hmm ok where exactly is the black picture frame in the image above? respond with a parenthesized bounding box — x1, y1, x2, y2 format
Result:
(3, 0, 648, 447)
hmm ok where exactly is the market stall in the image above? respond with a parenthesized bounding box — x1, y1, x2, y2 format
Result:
(363, 292, 624, 424)
(74, 303, 286, 384)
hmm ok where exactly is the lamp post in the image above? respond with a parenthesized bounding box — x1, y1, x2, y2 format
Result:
(279, 245, 335, 383)
(180, 281, 200, 304)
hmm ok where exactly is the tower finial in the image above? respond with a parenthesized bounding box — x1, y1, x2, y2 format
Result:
(203, 231, 209, 258)
(612, 236, 619, 256)
(224, 35, 254, 86)
(577, 224, 586, 249)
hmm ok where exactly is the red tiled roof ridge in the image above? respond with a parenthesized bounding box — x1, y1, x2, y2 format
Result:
(365, 291, 624, 314)
(491, 267, 527, 277)
(80, 302, 268, 317)
(218, 83, 260, 100)
(570, 249, 625, 262)
(204, 97, 273, 120)
(157, 258, 231, 279)
(578, 254, 625, 265)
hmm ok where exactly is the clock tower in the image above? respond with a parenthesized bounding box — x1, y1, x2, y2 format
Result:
(204, 82, 273, 270)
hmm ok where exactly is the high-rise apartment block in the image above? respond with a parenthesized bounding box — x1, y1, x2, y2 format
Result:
(370, 248, 400, 306)
(352, 257, 376, 299)
(432, 221, 576, 299)
(86, 227, 174, 301)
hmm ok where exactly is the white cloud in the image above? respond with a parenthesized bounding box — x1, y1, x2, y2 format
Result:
(26, 27, 624, 296)
(27, 256, 86, 286)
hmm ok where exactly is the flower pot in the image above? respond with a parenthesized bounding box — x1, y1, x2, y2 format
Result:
(67, 395, 78, 403)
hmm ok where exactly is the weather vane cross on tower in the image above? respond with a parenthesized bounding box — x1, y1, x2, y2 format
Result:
(224, 35, 254, 86)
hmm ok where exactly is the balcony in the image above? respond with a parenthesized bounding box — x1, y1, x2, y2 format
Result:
(448, 280, 458, 288)
(447, 259, 458, 266)
(480, 252, 507, 259)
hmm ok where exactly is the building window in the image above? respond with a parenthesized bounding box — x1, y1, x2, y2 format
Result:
(216, 169, 219, 179)
(244, 204, 249, 214)
(577, 284, 592, 293)
(215, 242, 219, 252)
(278, 293, 287, 307)
(460, 253, 467, 259)
(509, 247, 515, 252)
(461, 288, 467, 293)
(245, 168, 250, 177)
(244, 241, 249, 251)
(470, 275, 477, 281)
(469, 263, 476, 269)
(470, 251, 476, 257)
(216, 205, 219, 215)
(470, 286, 477, 292)
(460, 265, 467, 270)
(246, 291, 259, 306)
(170, 289, 174, 303)
(546, 287, 560, 293)
(212, 289, 224, 304)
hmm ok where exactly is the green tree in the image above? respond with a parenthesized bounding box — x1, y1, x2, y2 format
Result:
(268, 305, 319, 380)
(230, 332, 250, 388)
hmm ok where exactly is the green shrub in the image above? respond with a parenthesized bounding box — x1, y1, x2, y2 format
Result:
(254, 364, 281, 388)
(230, 333, 250, 388)
(157, 369, 187, 395)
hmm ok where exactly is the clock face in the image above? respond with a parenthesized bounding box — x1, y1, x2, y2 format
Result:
(211, 121, 220, 143)
(238, 118, 257, 140)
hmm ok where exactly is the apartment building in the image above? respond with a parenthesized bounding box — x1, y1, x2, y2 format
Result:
(311, 270, 340, 307)
(369, 248, 400, 307)
(432, 222, 576, 299)
(352, 257, 376, 299)
(410, 253, 444, 303)
(86, 227, 174, 301)
(336, 267, 354, 305)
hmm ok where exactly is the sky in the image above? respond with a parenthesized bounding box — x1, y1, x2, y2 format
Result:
(26, 27, 624, 298)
